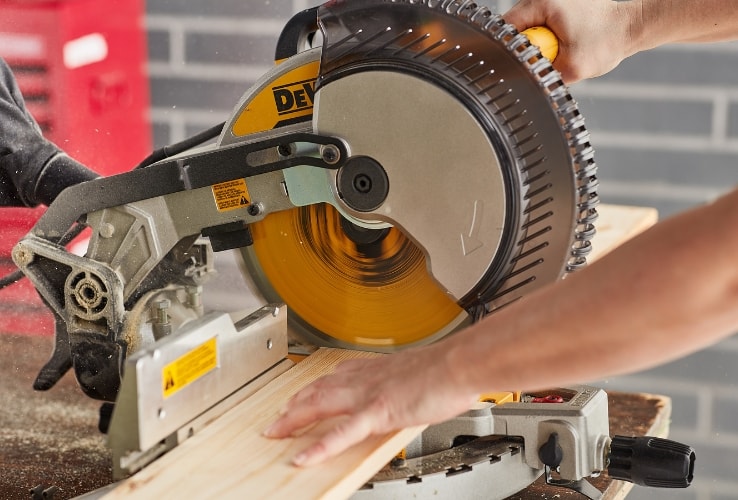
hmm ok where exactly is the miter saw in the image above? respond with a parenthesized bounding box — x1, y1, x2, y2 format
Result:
(11, 0, 695, 498)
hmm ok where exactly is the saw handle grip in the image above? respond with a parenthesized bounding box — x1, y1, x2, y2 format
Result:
(608, 435, 695, 488)
(275, 6, 320, 61)
(521, 26, 559, 62)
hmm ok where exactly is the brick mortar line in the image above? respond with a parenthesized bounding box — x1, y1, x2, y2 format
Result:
(600, 375, 711, 395)
(712, 93, 730, 143)
(651, 41, 738, 53)
(148, 62, 269, 81)
(588, 132, 738, 152)
(150, 107, 234, 123)
(574, 81, 738, 100)
(599, 181, 724, 204)
(147, 15, 286, 35)
(604, 373, 738, 396)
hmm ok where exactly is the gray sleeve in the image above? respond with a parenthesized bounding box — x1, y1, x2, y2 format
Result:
(0, 57, 98, 207)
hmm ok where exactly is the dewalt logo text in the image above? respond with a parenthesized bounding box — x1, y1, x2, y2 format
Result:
(272, 78, 316, 116)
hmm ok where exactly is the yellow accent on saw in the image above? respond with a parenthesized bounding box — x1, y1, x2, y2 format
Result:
(231, 59, 320, 136)
(250, 204, 463, 348)
(479, 391, 517, 404)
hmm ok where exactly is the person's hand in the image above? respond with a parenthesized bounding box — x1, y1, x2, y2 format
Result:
(503, 0, 638, 83)
(263, 343, 478, 466)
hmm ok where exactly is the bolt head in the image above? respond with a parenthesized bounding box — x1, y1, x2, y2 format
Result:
(99, 223, 115, 239)
(155, 299, 171, 310)
(320, 144, 341, 165)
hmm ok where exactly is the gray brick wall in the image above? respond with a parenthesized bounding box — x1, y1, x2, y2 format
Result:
(143, 1, 738, 498)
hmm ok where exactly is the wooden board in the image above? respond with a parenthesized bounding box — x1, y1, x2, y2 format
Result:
(103, 348, 426, 500)
(590, 204, 658, 262)
(0, 332, 671, 499)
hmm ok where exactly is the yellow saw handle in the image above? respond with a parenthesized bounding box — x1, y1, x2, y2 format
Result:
(521, 26, 559, 61)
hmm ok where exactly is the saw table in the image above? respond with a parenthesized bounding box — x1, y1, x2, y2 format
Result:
(0, 203, 666, 500)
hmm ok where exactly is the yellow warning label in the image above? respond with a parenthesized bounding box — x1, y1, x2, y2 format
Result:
(212, 178, 251, 212)
(162, 337, 218, 398)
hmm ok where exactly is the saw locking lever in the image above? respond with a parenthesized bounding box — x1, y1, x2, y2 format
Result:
(607, 435, 695, 488)
(539, 432, 695, 498)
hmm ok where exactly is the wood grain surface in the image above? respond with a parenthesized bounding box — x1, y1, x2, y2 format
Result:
(103, 348, 427, 500)
(590, 204, 658, 262)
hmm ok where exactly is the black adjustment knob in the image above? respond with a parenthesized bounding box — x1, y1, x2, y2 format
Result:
(539, 432, 563, 468)
(608, 435, 695, 488)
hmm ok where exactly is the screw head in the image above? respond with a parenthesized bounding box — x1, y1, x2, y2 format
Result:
(277, 143, 294, 157)
(248, 203, 263, 216)
(320, 144, 341, 165)
(156, 299, 171, 310)
(99, 222, 115, 239)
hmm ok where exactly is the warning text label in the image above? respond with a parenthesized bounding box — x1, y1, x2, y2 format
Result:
(212, 178, 251, 212)
(162, 337, 218, 398)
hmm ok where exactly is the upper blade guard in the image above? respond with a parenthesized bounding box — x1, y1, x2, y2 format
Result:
(239, 0, 597, 351)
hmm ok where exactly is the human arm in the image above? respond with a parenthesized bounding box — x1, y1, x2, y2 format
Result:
(265, 187, 738, 466)
(0, 57, 97, 207)
(504, 0, 738, 83)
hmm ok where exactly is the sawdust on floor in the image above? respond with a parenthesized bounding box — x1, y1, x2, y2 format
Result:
(0, 334, 113, 499)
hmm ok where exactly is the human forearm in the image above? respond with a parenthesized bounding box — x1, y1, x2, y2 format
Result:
(503, 0, 738, 83)
(629, 0, 738, 49)
(447, 188, 738, 394)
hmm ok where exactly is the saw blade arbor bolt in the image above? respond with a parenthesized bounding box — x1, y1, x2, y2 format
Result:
(337, 156, 389, 212)
(320, 143, 341, 165)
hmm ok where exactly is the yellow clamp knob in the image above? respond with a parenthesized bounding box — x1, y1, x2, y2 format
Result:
(521, 26, 559, 62)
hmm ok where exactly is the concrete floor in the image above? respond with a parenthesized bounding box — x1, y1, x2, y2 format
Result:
(0, 333, 112, 499)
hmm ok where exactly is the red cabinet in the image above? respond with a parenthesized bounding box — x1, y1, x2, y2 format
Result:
(0, 0, 151, 334)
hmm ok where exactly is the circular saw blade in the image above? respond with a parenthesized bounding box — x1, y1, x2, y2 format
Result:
(248, 203, 466, 349)
(226, 0, 597, 351)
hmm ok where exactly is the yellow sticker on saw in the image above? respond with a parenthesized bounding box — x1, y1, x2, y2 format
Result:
(162, 337, 218, 398)
(212, 178, 251, 212)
